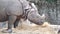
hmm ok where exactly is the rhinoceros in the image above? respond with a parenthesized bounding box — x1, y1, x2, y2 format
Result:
(0, 0, 45, 33)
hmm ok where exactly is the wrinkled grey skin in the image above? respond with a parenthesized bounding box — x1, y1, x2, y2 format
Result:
(0, 0, 45, 33)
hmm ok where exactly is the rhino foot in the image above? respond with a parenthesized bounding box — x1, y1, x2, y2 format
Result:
(2, 29, 12, 33)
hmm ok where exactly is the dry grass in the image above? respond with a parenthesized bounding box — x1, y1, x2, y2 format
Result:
(16, 22, 57, 34)
(0, 22, 57, 34)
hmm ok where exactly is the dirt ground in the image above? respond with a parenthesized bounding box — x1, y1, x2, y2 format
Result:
(0, 22, 58, 34)
(0, 19, 58, 34)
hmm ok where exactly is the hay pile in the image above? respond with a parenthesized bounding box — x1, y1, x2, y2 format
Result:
(0, 20, 57, 34)
(15, 22, 57, 34)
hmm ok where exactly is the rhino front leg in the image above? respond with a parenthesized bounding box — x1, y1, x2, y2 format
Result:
(27, 9, 45, 25)
(2, 15, 17, 33)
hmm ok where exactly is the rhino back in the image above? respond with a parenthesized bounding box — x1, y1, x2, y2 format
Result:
(0, 0, 23, 16)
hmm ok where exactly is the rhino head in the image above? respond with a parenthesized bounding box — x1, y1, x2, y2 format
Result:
(18, 0, 45, 25)
(27, 3, 45, 25)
